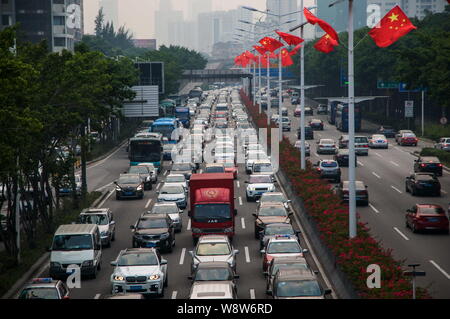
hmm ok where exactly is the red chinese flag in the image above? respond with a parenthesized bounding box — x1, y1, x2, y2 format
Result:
(368, 5, 416, 48)
(303, 8, 339, 42)
(289, 44, 302, 56)
(234, 55, 241, 66)
(280, 48, 294, 67)
(259, 36, 284, 52)
(253, 45, 267, 55)
(314, 34, 339, 53)
(275, 31, 304, 46)
(239, 53, 250, 67)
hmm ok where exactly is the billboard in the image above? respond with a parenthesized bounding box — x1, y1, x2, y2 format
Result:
(134, 62, 165, 94)
(122, 86, 159, 118)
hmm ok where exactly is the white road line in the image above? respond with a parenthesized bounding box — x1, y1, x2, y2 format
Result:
(156, 183, 161, 190)
(369, 203, 380, 213)
(244, 246, 251, 263)
(441, 190, 448, 194)
(238, 196, 243, 206)
(94, 294, 101, 299)
(315, 152, 319, 157)
(179, 248, 186, 265)
(394, 146, 407, 153)
(357, 161, 364, 166)
(250, 289, 255, 299)
(164, 170, 168, 176)
(95, 181, 113, 192)
(145, 198, 152, 209)
(372, 172, 381, 179)
(237, 181, 240, 188)
(98, 190, 114, 208)
(187, 218, 191, 231)
(429, 260, 450, 280)
(390, 161, 400, 167)
(374, 152, 382, 158)
(171, 291, 178, 299)
(241, 217, 246, 229)
(391, 185, 402, 194)
(393, 227, 409, 241)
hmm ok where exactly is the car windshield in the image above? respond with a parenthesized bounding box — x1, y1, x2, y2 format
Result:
(172, 163, 192, 171)
(19, 288, 60, 299)
(196, 243, 231, 256)
(253, 164, 273, 173)
(160, 185, 184, 194)
(128, 167, 148, 174)
(259, 207, 287, 217)
(151, 205, 177, 214)
(321, 140, 334, 144)
(117, 176, 140, 184)
(267, 242, 301, 254)
(271, 263, 309, 275)
(249, 175, 272, 183)
(261, 194, 285, 203)
(137, 218, 168, 229)
(206, 166, 225, 173)
(118, 253, 158, 266)
(276, 280, 322, 297)
(194, 268, 233, 281)
(403, 133, 416, 137)
(52, 234, 93, 250)
(355, 137, 368, 143)
(372, 135, 385, 140)
(79, 214, 109, 225)
(265, 225, 294, 236)
(321, 161, 338, 168)
(420, 207, 445, 215)
(166, 176, 185, 183)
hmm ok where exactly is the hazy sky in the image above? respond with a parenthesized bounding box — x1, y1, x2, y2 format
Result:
(84, 0, 312, 38)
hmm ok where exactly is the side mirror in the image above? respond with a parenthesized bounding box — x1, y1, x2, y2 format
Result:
(302, 248, 309, 254)
(110, 221, 116, 225)
(160, 259, 168, 265)
(324, 288, 332, 295)
(233, 249, 240, 255)
(260, 249, 266, 254)
(252, 213, 257, 218)
(110, 261, 117, 266)
(314, 270, 319, 275)
(244, 181, 249, 184)
(130, 225, 135, 229)
(288, 212, 293, 217)
(234, 274, 240, 279)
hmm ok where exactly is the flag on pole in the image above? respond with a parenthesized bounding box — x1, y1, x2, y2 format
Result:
(314, 34, 339, 53)
(280, 48, 294, 66)
(368, 5, 416, 48)
(259, 36, 284, 52)
(253, 45, 268, 55)
(303, 8, 339, 42)
(289, 44, 302, 56)
(275, 31, 304, 46)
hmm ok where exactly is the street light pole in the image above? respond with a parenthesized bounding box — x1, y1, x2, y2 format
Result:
(348, 0, 357, 238)
(258, 55, 262, 114)
(300, 0, 306, 169)
(267, 53, 271, 125)
(278, 1, 283, 141)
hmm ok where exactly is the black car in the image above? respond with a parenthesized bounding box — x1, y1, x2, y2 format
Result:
(127, 166, 152, 190)
(309, 119, 324, 130)
(115, 174, 144, 200)
(414, 156, 443, 176)
(335, 181, 369, 206)
(297, 126, 314, 140)
(377, 125, 396, 138)
(333, 149, 357, 167)
(405, 173, 441, 196)
(130, 214, 175, 252)
(304, 107, 313, 116)
(291, 97, 299, 105)
(188, 262, 239, 284)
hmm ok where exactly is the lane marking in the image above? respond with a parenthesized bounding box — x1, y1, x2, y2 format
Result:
(391, 185, 402, 194)
(369, 203, 380, 214)
(372, 172, 381, 179)
(179, 248, 186, 265)
(164, 170, 168, 176)
(98, 190, 114, 208)
(156, 183, 161, 190)
(394, 146, 407, 153)
(429, 260, 450, 280)
(441, 190, 447, 194)
(250, 289, 255, 299)
(374, 152, 382, 158)
(241, 217, 246, 229)
(95, 181, 113, 192)
(171, 291, 178, 299)
(238, 196, 243, 206)
(187, 218, 191, 231)
(94, 294, 101, 299)
(145, 198, 152, 209)
(86, 142, 126, 170)
(237, 181, 240, 188)
(393, 227, 409, 241)
(357, 161, 364, 166)
(244, 246, 251, 263)
(390, 161, 400, 167)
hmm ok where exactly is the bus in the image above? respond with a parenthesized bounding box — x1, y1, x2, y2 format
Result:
(335, 103, 362, 132)
(149, 118, 182, 144)
(189, 87, 203, 99)
(327, 101, 339, 124)
(128, 136, 163, 168)
(175, 107, 190, 128)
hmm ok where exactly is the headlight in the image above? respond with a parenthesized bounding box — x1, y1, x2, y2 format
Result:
(100, 231, 108, 236)
(148, 274, 160, 280)
(113, 275, 124, 281)
(137, 185, 143, 191)
(115, 187, 121, 191)
(82, 260, 93, 267)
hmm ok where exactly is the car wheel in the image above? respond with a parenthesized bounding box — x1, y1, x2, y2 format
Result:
(164, 273, 168, 287)
(116, 194, 121, 200)
(405, 184, 409, 192)
(412, 223, 417, 233)
(111, 232, 115, 241)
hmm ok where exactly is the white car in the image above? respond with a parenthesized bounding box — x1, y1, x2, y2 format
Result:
(147, 202, 183, 232)
(317, 139, 337, 155)
(246, 174, 276, 201)
(368, 134, 388, 149)
(294, 140, 310, 156)
(157, 184, 187, 209)
(110, 248, 168, 297)
(164, 174, 188, 192)
(246, 151, 269, 174)
(251, 160, 275, 180)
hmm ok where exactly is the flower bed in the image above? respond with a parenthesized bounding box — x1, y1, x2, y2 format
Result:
(241, 90, 430, 299)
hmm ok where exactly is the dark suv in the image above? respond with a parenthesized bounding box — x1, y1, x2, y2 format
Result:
(414, 156, 443, 176)
(297, 126, 314, 140)
(333, 149, 357, 167)
(377, 125, 396, 138)
(130, 214, 175, 252)
(338, 135, 349, 149)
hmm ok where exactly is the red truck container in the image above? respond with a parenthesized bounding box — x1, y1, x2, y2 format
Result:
(188, 173, 236, 242)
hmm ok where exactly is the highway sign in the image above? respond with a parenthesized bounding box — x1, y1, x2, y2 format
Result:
(405, 100, 414, 118)
(377, 81, 399, 89)
(399, 82, 421, 93)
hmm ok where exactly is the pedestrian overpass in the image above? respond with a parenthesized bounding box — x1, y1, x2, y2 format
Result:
(181, 69, 253, 84)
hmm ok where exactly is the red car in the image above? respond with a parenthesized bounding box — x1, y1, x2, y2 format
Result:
(405, 204, 449, 233)
(294, 108, 301, 117)
(218, 161, 238, 179)
(398, 133, 418, 146)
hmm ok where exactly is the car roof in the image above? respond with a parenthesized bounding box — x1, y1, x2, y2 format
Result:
(24, 278, 60, 289)
(196, 261, 233, 269)
(198, 235, 230, 243)
(55, 224, 97, 235)
(80, 208, 109, 214)
(275, 268, 316, 281)
(139, 213, 168, 220)
(167, 174, 185, 178)
(190, 282, 233, 298)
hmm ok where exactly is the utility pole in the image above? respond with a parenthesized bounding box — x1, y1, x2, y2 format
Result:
(258, 55, 262, 114)
(299, 0, 306, 169)
(278, 0, 283, 141)
(15, 155, 20, 264)
(80, 122, 88, 201)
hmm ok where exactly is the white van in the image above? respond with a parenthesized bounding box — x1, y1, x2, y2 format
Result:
(49, 224, 102, 279)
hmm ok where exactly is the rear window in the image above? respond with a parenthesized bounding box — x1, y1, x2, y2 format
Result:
(321, 161, 338, 168)
(419, 207, 445, 215)
(355, 137, 368, 143)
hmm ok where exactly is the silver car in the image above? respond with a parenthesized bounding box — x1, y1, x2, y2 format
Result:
(147, 202, 183, 232)
(157, 184, 187, 209)
(110, 248, 168, 297)
(77, 208, 116, 247)
(189, 235, 239, 274)
(317, 139, 337, 155)
(434, 137, 450, 152)
(137, 163, 158, 182)
(164, 174, 188, 193)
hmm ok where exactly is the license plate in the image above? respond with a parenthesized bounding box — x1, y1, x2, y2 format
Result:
(427, 218, 439, 222)
(146, 242, 157, 247)
(129, 286, 142, 291)
(125, 192, 133, 195)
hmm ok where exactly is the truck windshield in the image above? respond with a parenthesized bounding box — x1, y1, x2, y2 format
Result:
(52, 234, 93, 250)
(194, 204, 231, 221)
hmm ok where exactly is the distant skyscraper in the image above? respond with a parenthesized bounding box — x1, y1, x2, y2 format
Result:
(317, 0, 367, 34)
(154, 0, 183, 47)
(367, 0, 446, 20)
(99, 0, 119, 28)
(266, 0, 298, 30)
(188, 0, 212, 21)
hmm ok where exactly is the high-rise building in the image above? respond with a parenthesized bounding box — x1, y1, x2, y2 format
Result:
(188, 0, 212, 21)
(0, 0, 84, 53)
(368, 0, 446, 20)
(154, 0, 183, 47)
(99, 0, 118, 27)
(317, 0, 367, 34)
(266, 0, 298, 30)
